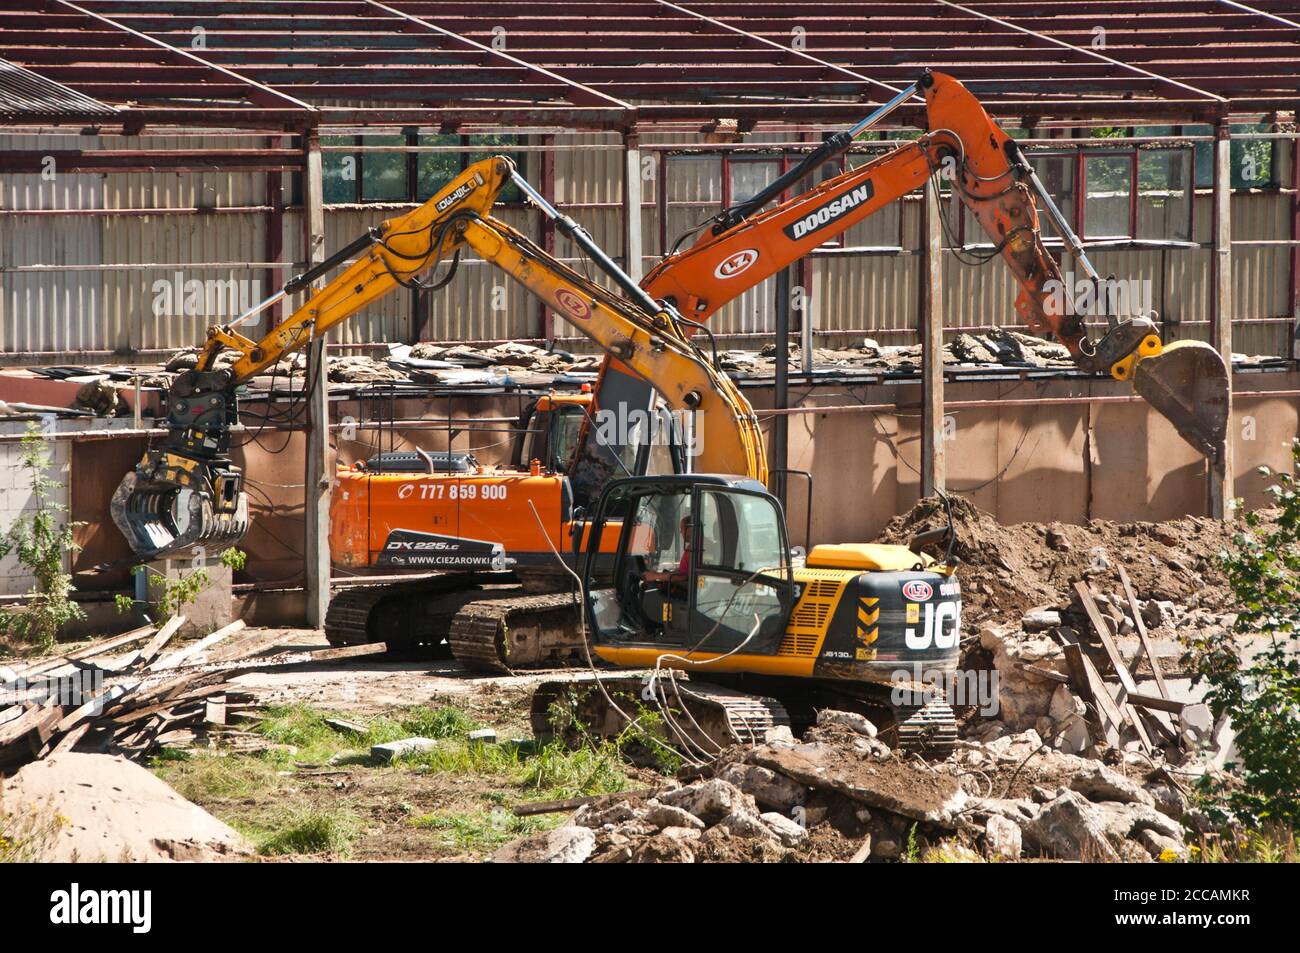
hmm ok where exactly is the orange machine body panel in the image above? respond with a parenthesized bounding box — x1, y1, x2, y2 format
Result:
(330, 465, 622, 574)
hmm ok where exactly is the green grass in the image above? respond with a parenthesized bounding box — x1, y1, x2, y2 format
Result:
(151, 750, 285, 802)
(147, 701, 638, 859)
(257, 809, 360, 857)
(410, 809, 560, 852)
(1190, 827, 1299, 863)
(517, 742, 630, 799)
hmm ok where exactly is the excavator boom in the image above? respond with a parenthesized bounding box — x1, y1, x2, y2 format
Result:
(112, 157, 762, 562)
(611, 71, 1229, 469)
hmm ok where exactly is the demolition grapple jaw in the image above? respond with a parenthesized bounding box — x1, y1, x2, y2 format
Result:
(111, 367, 249, 561)
(111, 452, 248, 561)
(110, 452, 249, 560)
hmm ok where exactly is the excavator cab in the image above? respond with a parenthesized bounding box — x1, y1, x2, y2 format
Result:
(584, 475, 795, 655)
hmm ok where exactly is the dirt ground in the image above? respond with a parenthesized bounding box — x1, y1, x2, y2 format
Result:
(150, 637, 664, 861)
(2, 498, 1277, 863)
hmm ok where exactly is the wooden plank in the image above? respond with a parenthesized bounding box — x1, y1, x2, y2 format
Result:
(237, 642, 389, 670)
(109, 683, 230, 726)
(6, 623, 158, 681)
(325, 717, 366, 734)
(132, 615, 186, 669)
(1127, 691, 1187, 715)
(202, 628, 286, 665)
(150, 619, 244, 671)
(54, 682, 133, 734)
(512, 788, 660, 817)
(1063, 643, 1122, 748)
(49, 720, 91, 756)
(28, 701, 66, 751)
(1117, 566, 1170, 700)
(1016, 662, 1071, 684)
(1073, 582, 1152, 751)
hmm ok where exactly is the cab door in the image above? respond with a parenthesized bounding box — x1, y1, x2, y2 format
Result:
(686, 487, 794, 654)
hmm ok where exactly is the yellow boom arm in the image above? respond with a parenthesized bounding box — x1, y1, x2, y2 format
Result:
(112, 157, 766, 559)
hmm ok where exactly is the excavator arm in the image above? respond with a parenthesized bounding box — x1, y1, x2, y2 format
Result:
(112, 157, 764, 560)
(628, 71, 1228, 462)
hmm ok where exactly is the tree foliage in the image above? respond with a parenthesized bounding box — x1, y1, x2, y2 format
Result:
(0, 423, 85, 648)
(1191, 442, 1300, 825)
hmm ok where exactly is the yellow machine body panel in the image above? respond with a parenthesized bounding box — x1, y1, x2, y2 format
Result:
(806, 543, 928, 572)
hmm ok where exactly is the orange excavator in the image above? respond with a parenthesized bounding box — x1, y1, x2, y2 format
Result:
(111, 72, 1228, 699)
(572, 70, 1229, 498)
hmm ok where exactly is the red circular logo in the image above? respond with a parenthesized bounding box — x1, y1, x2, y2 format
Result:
(554, 289, 591, 320)
(901, 580, 934, 601)
(713, 248, 759, 280)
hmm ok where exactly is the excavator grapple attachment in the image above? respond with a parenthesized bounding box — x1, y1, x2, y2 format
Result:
(1131, 340, 1230, 463)
(110, 454, 248, 561)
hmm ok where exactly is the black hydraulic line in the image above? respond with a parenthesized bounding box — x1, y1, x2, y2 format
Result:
(510, 170, 664, 320)
(283, 226, 383, 295)
(711, 81, 919, 234)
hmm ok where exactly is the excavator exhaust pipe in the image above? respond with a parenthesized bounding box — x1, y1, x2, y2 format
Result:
(1128, 340, 1230, 463)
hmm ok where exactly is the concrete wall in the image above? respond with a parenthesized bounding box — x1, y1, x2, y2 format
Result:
(5, 372, 1287, 608)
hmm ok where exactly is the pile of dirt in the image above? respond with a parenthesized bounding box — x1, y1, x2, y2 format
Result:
(876, 495, 1238, 627)
(1, 752, 251, 862)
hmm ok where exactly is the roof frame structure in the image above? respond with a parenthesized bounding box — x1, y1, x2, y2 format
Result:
(0, 1, 1296, 133)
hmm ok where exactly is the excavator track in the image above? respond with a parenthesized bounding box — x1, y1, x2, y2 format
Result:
(531, 676, 790, 756)
(817, 682, 959, 757)
(531, 675, 956, 757)
(325, 573, 587, 671)
(447, 591, 586, 674)
(890, 700, 959, 755)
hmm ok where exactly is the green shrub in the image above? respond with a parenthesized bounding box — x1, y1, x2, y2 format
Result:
(1191, 442, 1300, 825)
(0, 422, 84, 648)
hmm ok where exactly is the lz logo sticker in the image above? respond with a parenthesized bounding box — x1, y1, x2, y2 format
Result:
(554, 288, 591, 320)
(713, 248, 759, 280)
(901, 580, 933, 601)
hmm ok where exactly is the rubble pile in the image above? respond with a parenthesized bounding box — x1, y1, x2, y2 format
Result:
(878, 495, 1239, 627)
(492, 715, 1215, 864)
(155, 326, 1077, 395)
(735, 327, 1074, 377)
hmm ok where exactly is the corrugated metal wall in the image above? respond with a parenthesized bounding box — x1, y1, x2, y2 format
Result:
(0, 134, 1294, 357)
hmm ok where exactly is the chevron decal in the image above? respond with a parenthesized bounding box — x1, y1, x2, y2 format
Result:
(856, 596, 880, 645)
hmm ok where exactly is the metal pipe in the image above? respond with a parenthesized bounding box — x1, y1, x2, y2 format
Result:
(512, 170, 665, 319)
(227, 289, 287, 330)
(1012, 142, 1103, 285)
(713, 83, 919, 231)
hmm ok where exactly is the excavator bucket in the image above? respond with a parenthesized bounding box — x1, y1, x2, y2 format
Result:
(110, 458, 248, 561)
(1131, 340, 1230, 463)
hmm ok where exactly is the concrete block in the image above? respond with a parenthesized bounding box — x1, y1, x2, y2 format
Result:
(371, 737, 438, 763)
(138, 556, 233, 638)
